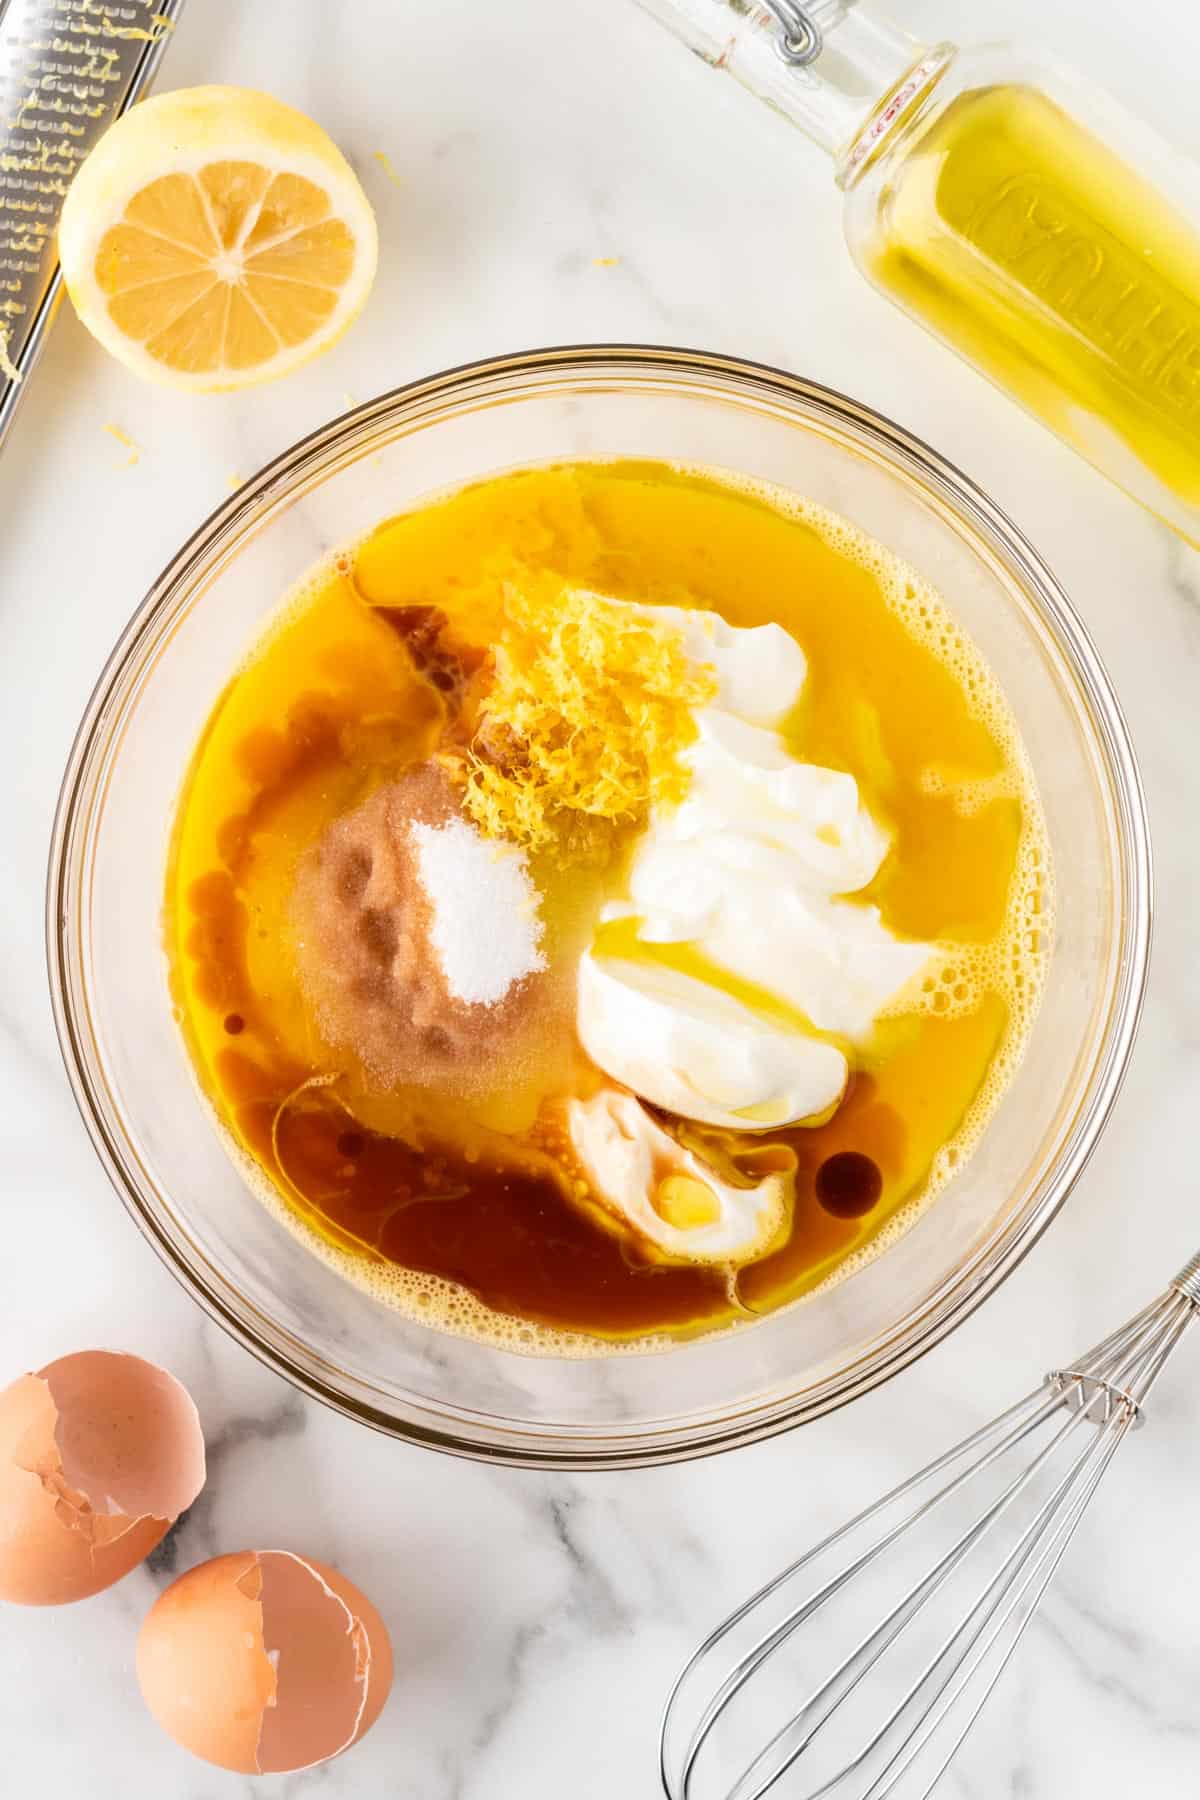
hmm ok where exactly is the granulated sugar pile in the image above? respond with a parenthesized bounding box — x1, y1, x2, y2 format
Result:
(410, 816, 546, 1005)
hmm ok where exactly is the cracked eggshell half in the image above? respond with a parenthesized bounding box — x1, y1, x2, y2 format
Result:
(0, 1350, 206, 1605)
(137, 1549, 394, 1773)
(567, 1088, 793, 1264)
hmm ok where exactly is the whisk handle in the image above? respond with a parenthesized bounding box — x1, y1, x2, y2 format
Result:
(1171, 1249, 1200, 1306)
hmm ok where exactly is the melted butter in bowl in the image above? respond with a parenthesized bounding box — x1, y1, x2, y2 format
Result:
(166, 459, 1051, 1351)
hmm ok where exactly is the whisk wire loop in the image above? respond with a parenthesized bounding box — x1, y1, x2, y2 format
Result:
(856, 1402, 1131, 1800)
(723, 1389, 1123, 1800)
(666, 1389, 1058, 1797)
(869, 1410, 1130, 1800)
(662, 1261, 1199, 1800)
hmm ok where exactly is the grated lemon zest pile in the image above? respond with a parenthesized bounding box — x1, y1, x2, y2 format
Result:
(459, 578, 716, 865)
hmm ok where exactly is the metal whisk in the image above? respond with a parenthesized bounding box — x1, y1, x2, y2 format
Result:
(662, 1250, 1200, 1800)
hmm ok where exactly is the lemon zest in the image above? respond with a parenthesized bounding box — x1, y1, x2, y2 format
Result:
(102, 12, 175, 41)
(103, 421, 141, 465)
(0, 327, 20, 384)
(459, 578, 716, 865)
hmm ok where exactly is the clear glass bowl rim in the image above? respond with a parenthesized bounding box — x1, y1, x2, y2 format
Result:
(46, 344, 1153, 1468)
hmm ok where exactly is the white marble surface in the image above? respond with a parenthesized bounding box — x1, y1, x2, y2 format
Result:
(2, 0, 1199, 1793)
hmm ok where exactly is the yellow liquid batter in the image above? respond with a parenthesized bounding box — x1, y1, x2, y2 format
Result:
(866, 85, 1200, 535)
(167, 460, 1050, 1351)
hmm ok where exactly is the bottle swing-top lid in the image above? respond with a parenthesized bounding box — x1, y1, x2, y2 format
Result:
(640, 0, 952, 175)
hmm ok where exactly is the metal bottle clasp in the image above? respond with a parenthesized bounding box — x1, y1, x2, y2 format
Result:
(761, 0, 824, 66)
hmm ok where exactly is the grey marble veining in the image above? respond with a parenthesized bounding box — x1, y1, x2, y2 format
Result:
(1, 1, 1198, 1795)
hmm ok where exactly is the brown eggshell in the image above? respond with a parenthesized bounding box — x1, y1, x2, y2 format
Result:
(137, 1549, 394, 1773)
(287, 1556, 395, 1750)
(0, 1351, 206, 1605)
(137, 1551, 275, 1774)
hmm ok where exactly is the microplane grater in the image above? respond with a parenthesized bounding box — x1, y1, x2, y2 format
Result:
(0, 0, 185, 448)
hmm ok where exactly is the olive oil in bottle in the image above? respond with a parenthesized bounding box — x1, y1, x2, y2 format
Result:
(638, 0, 1200, 541)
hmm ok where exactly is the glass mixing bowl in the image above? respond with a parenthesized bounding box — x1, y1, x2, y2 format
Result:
(48, 347, 1151, 1468)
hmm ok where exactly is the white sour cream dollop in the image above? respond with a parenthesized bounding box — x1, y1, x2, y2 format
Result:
(570, 598, 931, 1261)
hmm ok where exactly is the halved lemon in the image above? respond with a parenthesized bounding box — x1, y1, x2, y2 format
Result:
(59, 86, 378, 391)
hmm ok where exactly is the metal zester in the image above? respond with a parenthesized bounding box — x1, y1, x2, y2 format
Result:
(0, 0, 184, 449)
